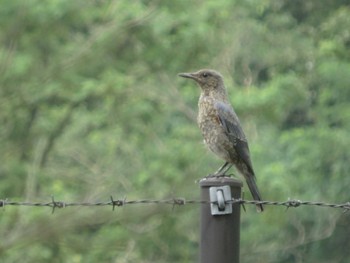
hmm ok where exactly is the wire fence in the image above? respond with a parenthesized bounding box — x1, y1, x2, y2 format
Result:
(1, 196, 349, 214)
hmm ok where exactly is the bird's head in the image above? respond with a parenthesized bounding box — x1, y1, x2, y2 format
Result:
(178, 69, 225, 94)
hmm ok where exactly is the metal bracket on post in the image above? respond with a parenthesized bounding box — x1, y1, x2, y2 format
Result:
(209, 185, 232, 215)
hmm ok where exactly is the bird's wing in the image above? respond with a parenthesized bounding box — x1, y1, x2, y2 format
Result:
(214, 101, 255, 175)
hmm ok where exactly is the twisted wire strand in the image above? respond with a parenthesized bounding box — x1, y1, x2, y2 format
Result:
(1, 197, 349, 213)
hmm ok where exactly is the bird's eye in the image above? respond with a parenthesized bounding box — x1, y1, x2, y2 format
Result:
(202, 72, 208, 78)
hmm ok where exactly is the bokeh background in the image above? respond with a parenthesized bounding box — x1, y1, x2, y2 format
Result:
(1, 0, 350, 262)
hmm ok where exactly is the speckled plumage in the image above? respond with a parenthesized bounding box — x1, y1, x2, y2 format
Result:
(198, 95, 237, 162)
(178, 69, 264, 212)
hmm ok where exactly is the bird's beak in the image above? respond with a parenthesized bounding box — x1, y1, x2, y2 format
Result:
(178, 72, 196, 80)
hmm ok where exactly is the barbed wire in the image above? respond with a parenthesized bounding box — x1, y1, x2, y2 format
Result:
(0, 196, 349, 213)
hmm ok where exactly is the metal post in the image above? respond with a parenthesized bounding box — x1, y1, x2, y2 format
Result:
(200, 177, 242, 263)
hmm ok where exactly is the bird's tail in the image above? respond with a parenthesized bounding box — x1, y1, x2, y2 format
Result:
(245, 175, 264, 212)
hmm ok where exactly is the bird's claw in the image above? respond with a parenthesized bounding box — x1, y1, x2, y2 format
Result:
(205, 173, 229, 178)
(205, 172, 237, 179)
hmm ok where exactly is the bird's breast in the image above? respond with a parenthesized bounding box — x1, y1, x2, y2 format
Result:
(197, 96, 232, 162)
(197, 96, 219, 129)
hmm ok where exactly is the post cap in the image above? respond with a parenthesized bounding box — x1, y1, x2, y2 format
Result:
(199, 176, 243, 187)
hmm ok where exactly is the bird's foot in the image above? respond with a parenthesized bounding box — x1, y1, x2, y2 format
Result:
(205, 172, 237, 178)
(205, 172, 229, 178)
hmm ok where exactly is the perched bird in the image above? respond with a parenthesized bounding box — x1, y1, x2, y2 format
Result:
(178, 69, 263, 212)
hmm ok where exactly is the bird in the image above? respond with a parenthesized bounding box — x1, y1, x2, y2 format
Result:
(178, 69, 264, 212)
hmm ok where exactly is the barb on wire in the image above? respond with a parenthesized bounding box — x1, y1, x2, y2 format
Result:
(1, 196, 349, 213)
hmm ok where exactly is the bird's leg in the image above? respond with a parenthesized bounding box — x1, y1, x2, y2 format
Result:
(215, 162, 229, 175)
(207, 162, 233, 177)
(219, 163, 233, 176)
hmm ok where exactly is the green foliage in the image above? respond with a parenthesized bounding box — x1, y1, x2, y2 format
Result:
(0, 1, 349, 262)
